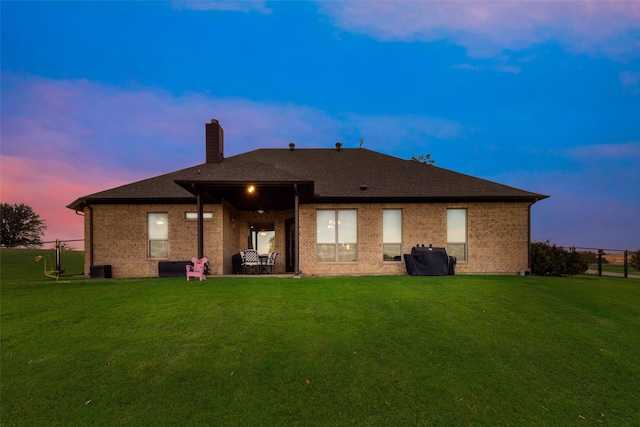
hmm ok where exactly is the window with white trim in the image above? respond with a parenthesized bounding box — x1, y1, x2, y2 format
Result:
(317, 210, 357, 262)
(184, 212, 213, 220)
(148, 212, 168, 258)
(447, 209, 467, 261)
(383, 209, 402, 261)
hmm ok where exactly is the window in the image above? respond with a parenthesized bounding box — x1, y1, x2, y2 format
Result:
(249, 223, 275, 254)
(447, 209, 467, 261)
(148, 213, 168, 258)
(317, 210, 357, 262)
(383, 209, 402, 261)
(184, 212, 213, 220)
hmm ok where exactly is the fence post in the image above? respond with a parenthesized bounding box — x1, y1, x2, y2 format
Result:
(597, 249, 603, 276)
(624, 250, 628, 279)
(55, 239, 62, 273)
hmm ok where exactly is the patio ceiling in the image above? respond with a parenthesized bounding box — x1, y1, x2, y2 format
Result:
(176, 181, 315, 212)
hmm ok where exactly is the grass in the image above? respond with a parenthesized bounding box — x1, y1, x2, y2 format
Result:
(2, 250, 640, 425)
(0, 247, 85, 282)
(589, 264, 640, 275)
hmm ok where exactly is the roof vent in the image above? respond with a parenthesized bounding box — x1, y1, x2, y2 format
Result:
(289, 142, 295, 151)
(360, 185, 368, 191)
(336, 142, 342, 151)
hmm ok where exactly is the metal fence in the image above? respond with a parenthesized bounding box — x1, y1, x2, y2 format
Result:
(569, 246, 640, 279)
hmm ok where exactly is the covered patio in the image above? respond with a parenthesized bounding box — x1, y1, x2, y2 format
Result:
(175, 176, 314, 276)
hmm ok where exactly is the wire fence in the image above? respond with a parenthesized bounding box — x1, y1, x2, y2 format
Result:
(39, 239, 84, 251)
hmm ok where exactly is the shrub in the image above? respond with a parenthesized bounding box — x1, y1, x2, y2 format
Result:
(630, 250, 640, 271)
(531, 241, 589, 276)
(579, 250, 598, 264)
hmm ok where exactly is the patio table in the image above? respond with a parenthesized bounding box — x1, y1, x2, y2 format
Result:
(258, 255, 269, 274)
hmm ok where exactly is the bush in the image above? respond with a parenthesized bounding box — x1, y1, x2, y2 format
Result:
(579, 250, 598, 264)
(630, 250, 640, 271)
(531, 241, 589, 276)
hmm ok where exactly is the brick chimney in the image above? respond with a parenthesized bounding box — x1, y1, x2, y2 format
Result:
(206, 119, 224, 163)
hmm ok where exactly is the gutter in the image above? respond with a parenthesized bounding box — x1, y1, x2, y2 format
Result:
(528, 202, 533, 270)
(74, 203, 94, 274)
(81, 203, 94, 269)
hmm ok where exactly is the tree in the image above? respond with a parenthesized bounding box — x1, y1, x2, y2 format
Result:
(630, 250, 640, 271)
(0, 203, 47, 247)
(410, 153, 435, 165)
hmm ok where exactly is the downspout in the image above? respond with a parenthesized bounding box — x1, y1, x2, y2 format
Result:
(294, 183, 300, 277)
(197, 188, 204, 259)
(528, 201, 533, 271)
(78, 203, 94, 271)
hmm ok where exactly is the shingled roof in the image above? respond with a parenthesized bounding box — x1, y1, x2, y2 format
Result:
(67, 146, 547, 211)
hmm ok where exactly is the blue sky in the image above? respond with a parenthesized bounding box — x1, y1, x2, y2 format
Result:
(2, 1, 639, 250)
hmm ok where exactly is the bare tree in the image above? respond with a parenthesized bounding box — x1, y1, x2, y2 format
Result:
(410, 153, 435, 165)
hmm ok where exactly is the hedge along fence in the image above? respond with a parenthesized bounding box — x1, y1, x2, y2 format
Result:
(531, 241, 640, 278)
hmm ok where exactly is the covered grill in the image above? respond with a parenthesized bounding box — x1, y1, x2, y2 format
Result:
(404, 245, 456, 276)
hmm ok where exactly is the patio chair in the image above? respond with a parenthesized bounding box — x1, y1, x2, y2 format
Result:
(267, 251, 278, 273)
(186, 257, 208, 281)
(242, 249, 259, 274)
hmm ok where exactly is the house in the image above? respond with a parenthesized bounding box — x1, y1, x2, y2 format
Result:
(67, 119, 548, 277)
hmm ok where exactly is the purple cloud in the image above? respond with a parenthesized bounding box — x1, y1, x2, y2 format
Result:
(1, 73, 344, 175)
(318, 1, 640, 60)
(2, 72, 461, 167)
(4, 72, 636, 250)
(2, 73, 461, 243)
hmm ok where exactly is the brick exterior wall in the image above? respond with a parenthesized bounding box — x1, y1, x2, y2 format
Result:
(297, 202, 531, 276)
(84, 201, 531, 277)
(84, 204, 223, 278)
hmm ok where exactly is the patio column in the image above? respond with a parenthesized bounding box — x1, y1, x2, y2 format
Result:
(197, 188, 204, 259)
(294, 183, 300, 276)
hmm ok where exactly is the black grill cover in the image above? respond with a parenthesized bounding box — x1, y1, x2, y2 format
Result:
(404, 246, 455, 276)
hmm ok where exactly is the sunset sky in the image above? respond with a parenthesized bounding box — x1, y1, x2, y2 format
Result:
(2, 1, 639, 250)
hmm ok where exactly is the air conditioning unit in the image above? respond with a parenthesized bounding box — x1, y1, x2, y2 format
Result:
(90, 265, 112, 278)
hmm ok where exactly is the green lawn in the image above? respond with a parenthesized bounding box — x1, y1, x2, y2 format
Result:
(0, 247, 85, 282)
(2, 251, 640, 425)
(589, 264, 640, 276)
